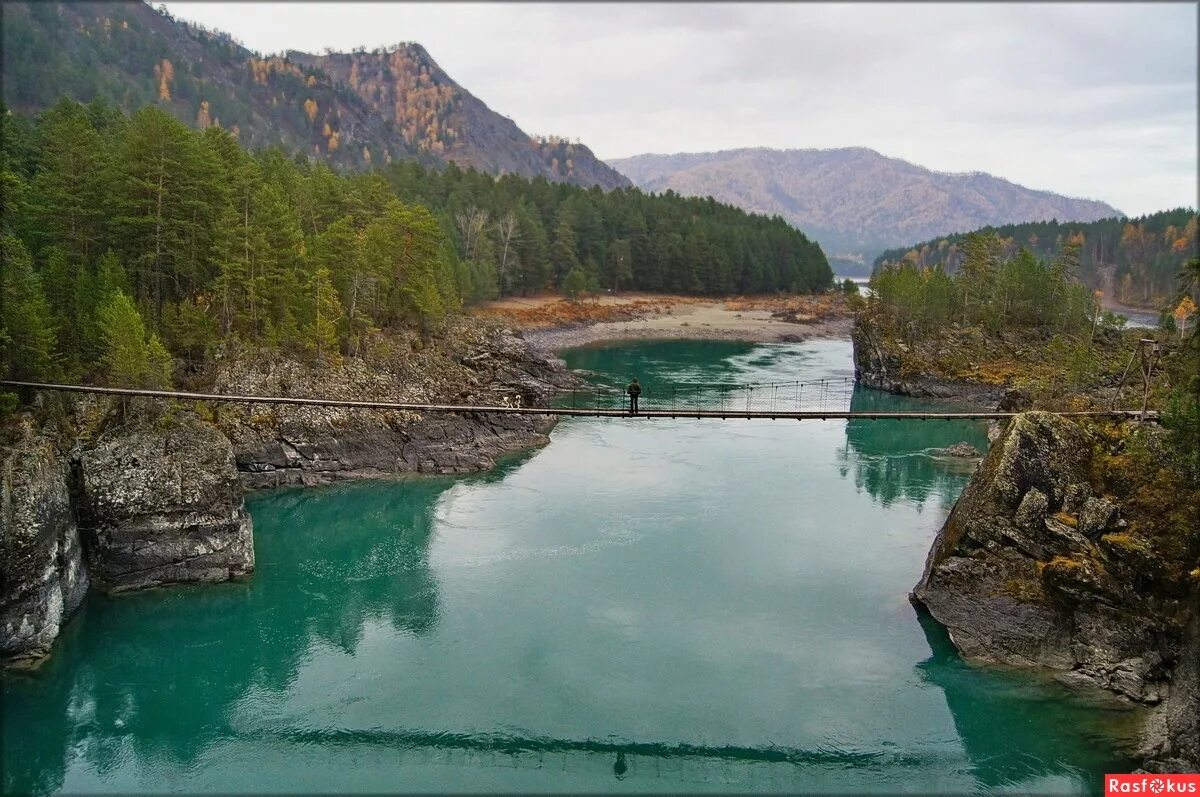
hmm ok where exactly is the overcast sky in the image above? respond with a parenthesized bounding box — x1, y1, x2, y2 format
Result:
(159, 2, 1197, 216)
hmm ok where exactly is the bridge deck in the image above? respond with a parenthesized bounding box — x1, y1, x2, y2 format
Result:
(0, 381, 1157, 421)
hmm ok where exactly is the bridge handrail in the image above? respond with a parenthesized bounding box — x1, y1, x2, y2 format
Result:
(0, 380, 1159, 422)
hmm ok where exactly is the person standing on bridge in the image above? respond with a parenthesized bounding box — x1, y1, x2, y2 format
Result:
(626, 377, 642, 415)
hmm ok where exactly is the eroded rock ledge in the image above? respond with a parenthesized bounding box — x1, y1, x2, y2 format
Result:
(851, 319, 1005, 404)
(76, 418, 254, 592)
(912, 411, 1199, 770)
(213, 323, 576, 489)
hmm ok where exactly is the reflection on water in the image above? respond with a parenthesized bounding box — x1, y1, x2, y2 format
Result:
(1, 471, 477, 795)
(3, 339, 1139, 794)
(913, 609, 1143, 792)
(839, 387, 990, 509)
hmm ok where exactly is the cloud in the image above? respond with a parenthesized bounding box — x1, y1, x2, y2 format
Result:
(161, 1, 1197, 215)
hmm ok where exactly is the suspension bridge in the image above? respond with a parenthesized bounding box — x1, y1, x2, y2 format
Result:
(0, 379, 1158, 422)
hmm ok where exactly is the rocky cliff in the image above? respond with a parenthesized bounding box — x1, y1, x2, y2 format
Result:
(0, 425, 89, 665)
(851, 318, 1005, 403)
(3, 320, 575, 664)
(76, 417, 254, 592)
(5, 2, 629, 188)
(213, 321, 577, 489)
(913, 412, 1200, 769)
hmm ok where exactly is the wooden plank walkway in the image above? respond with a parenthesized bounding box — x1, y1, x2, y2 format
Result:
(0, 380, 1158, 422)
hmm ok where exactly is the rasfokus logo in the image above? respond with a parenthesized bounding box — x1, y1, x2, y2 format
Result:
(1106, 774, 1200, 795)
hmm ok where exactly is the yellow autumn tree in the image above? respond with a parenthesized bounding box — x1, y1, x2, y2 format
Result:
(1175, 297, 1197, 341)
(304, 98, 318, 123)
(154, 58, 174, 101)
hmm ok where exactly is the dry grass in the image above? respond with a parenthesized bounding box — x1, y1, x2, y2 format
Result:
(474, 292, 851, 330)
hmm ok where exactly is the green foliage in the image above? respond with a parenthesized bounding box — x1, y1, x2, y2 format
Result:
(96, 291, 172, 388)
(305, 267, 342, 362)
(0, 234, 57, 382)
(1161, 379, 1200, 485)
(0, 97, 834, 410)
(868, 243, 1093, 341)
(877, 210, 1199, 308)
(562, 267, 588, 302)
(841, 278, 859, 295)
(384, 160, 832, 297)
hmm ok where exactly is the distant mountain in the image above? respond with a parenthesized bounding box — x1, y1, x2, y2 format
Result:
(609, 148, 1121, 270)
(287, 47, 627, 190)
(2, 0, 629, 189)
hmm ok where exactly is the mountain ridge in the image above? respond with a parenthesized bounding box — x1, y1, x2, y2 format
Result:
(608, 147, 1122, 267)
(2, 0, 629, 190)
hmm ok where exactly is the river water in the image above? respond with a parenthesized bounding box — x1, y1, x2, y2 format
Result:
(3, 339, 1143, 794)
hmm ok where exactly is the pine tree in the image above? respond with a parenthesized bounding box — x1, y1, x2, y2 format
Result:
(306, 266, 343, 362)
(563, 267, 588, 302)
(110, 106, 207, 317)
(551, 219, 579, 285)
(0, 235, 58, 381)
(96, 290, 171, 388)
(28, 99, 107, 262)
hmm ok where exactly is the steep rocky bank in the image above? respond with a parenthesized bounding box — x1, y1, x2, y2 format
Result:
(912, 412, 1199, 769)
(2, 319, 575, 664)
(851, 319, 1004, 404)
(0, 425, 89, 666)
(76, 418, 254, 592)
(851, 313, 1199, 769)
(211, 321, 577, 488)
(1, 414, 255, 665)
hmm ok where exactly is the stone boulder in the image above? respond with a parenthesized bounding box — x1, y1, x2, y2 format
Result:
(1, 428, 89, 665)
(77, 417, 253, 592)
(934, 442, 983, 458)
(912, 413, 1177, 704)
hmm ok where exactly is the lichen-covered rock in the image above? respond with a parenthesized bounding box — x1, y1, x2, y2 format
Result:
(913, 413, 1181, 701)
(1, 428, 88, 665)
(913, 411, 1199, 769)
(77, 417, 253, 592)
(851, 319, 1004, 404)
(215, 320, 579, 489)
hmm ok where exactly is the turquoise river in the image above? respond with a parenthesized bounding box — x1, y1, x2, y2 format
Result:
(2, 339, 1144, 794)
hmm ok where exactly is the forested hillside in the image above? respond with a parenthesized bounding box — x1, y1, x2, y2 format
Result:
(0, 99, 831, 395)
(1, 1, 628, 189)
(609, 148, 1121, 269)
(875, 209, 1199, 308)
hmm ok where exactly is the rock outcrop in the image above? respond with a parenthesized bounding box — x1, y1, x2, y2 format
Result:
(3, 320, 573, 665)
(0, 427, 89, 665)
(215, 322, 577, 489)
(933, 442, 983, 458)
(76, 417, 254, 592)
(851, 320, 1004, 404)
(1140, 615, 1200, 773)
(913, 411, 1200, 769)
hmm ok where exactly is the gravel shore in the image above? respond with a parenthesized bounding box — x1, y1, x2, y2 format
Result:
(515, 301, 854, 352)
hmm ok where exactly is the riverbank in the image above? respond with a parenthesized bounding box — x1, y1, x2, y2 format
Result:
(1, 317, 579, 666)
(473, 292, 854, 352)
(849, 312, 1200, 772)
